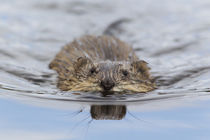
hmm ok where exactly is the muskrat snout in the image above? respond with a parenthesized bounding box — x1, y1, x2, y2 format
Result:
(100, 79, 115, 91)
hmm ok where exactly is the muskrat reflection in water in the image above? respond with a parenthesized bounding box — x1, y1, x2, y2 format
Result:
(49, 35, 155, 94)
(91, 105, 126, 120)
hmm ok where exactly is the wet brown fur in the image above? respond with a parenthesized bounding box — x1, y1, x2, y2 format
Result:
(49, 35, 155, 93)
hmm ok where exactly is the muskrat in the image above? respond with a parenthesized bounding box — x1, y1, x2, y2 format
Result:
(49, 35, 155, 94)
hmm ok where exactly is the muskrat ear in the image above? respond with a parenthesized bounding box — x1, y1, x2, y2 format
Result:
(131, 60, 150, 78)
(73, 57, 93, 71)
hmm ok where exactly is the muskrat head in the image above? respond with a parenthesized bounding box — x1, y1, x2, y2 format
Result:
(70, 57, 155, 94)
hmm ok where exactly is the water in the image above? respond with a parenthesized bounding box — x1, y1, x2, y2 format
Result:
(0, 0, 210, 139)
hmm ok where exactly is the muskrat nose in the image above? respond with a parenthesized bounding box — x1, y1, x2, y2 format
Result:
(100, 80, 115, 90)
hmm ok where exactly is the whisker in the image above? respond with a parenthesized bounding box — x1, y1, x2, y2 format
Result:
(77, 85, 99, 88)
(117, 83, 151, 86)
(70, 115, 90, 133)
(127, 111, 152, 124)
(84, 119, 93, 139)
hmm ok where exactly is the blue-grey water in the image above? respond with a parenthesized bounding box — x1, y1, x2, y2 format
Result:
(1, 0, 210, 139)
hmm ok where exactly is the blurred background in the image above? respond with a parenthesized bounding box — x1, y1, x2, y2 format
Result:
(0, 0, 210, 139)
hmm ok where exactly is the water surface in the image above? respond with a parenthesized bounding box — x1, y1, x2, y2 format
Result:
(0, 0, 210, 139)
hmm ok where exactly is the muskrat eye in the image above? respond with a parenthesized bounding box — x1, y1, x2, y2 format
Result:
(122, 70, 129, 77)
(90, 68, 95, 74)
(90, 67, 98, 74)
(138, 68, 144, 73)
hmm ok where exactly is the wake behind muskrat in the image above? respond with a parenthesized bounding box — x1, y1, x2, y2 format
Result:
(49, 35, 155, 94)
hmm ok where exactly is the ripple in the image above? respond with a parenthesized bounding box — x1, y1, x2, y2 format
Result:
(0, 0, 210, 105)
